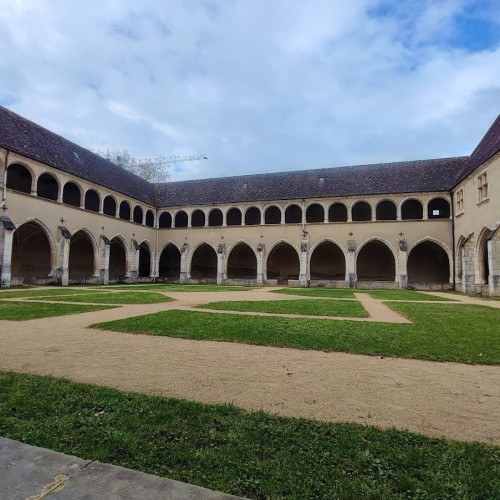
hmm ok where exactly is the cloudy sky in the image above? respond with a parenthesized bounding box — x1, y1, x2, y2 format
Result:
(1, 0, 499, 181)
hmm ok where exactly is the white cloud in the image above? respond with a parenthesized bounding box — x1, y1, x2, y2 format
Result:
(0, 0, 499, 181)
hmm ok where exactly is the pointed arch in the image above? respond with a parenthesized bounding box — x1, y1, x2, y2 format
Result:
(11, 219, 56, 284)
(138, 240, 153, 277)
(309, 239, 346, 280)
(476, 227, 492, 284)
(69, 229, 97, 282)
(407, 238, 451, 284)
(189, 242, 217, 280)
(227, 241, 257, 279)
(158, 242, 181, 280)
(266, 240, 300, 284)
(356, 238, 396, 281)
(109, 235, 129, 281)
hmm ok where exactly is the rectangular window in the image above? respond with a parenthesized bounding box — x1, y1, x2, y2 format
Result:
(477, 173, 488, 203)
(456, 189, 464, 214)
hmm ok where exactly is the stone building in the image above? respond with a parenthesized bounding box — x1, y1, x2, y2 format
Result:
(0, 106, 498, 295)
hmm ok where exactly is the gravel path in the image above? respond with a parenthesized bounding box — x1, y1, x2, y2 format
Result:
(0, 288, 499, 445)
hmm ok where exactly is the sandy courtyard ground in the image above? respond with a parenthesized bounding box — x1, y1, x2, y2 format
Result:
(0, 288, 499, 445)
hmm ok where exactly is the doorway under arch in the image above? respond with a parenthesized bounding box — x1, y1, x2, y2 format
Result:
(227, 243, 257, 279)
(191, 244, 217, 281)
(109, 237, 127, 281)
(266, 242, 299, 284)
(310, 241, 345, 280)
(357, 240, 395, 281)
(139, 242, 152, 278)
(69, 230, 95, 282)
(158, 244, 181, 280)
(407, 241, 450, 284)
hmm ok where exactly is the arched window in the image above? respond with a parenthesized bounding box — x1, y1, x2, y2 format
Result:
(84, 190, 100, 212)
(245, 207, 261, 225)
(352, 201, 371, 222)
(119, 201, 131, 220)
(133, 205, 143, 224)
(6, 164, 32, 194)
(145, 210, 155, 227)
(226, 208, 242, 226)
(264, 205, 281, 224)
(159, 212, 172, 228)
(285, 204, 302, 224)
(37, 173, 58, 201)
(427, 198, 450, 219)
(62, 182, 81, 207)
(376, 200, 397, 221)
(401, 199, 423, 220)
(329, 203, 347, 222)
(191, 209, 206, 227)
(103, 196, 117, 216)
(306, 204, 324, 223)
(175, 211, 188, 228)
(208, 209, 223, 227)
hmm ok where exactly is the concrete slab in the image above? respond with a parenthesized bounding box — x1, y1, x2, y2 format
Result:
(0, 437, 242, 500)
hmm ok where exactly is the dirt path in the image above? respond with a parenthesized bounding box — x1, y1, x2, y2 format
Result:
(0, 288, 499, 445)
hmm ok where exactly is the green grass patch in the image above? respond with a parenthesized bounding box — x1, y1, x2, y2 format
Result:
(92, 303, 500, 364)
(1, 372, 498, 499)
(367, 290, 454, 301)
(200, 299, 368, 317)
(97, 284, 253, 292)
(0, 301, 114, 320)
(32, 292, 173, 305)
(272, 288, 356, 298)
(0, 288, 107, 299)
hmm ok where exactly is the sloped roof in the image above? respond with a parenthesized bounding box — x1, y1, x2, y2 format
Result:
(1, 105, 497, 209)
(462, 114, 500, 180)
(0, 106, 156, 204)
(154, 157, 469, 207)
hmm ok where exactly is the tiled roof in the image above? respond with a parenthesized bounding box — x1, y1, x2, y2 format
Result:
(1, 105, 497, 209)
(0, 106, 156, 204)
(462, 114, 500, 179)
(154, 157, 470, 207)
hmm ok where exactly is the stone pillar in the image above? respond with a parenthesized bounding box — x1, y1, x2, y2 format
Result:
(461, 235, 475, 293)
(347, 240, 357, 288)
(57, 226, 72, 286)
(217, 241, 225, 285)
(397, 239, 408, 289)
(99, 235, 110, 285)
(488, 228, 500, 296)
(0, 217, 15, 288)
(300, 240, 309, 287)
(179, 241, 188, 284)
(129, 239, 139, 281)
(256, 243, 264, 285)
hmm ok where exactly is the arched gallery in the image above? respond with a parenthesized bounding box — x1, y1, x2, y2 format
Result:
(0, 106, 499, 295)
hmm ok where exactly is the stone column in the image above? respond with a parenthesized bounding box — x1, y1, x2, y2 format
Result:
(300, 239, 308, 287)
(99, 235, 110, 285)
(347, 240, 357, 288)
(179, 241, 189, 284)
(488, 228, 500, 296)
(0, 217, 15, 288)
(217, 241, 225, 285)
(397, 239, 408, 289)
(256, 243, 264, 285)
(129, 239, 139, 281)
(57, 226, 72, 286)
(461, 235, 475, 293)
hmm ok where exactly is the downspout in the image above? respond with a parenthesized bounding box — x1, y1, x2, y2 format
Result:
(154, 206, 158, 283)
(450, 189, 456, 291)
(2, 149, 9, 205)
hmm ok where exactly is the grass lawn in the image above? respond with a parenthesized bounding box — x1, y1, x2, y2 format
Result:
(31, 292, 174, 305)
(92, 303, 500, 364)
(0, 301, 114, 320)
(273, 288, 452, 301)
(97, 284, 253, 292)
(200, 299, 368, 317)
(1, 372, 498, 499)
(273, 288, 356, 298)
(0, 288, 107, 299)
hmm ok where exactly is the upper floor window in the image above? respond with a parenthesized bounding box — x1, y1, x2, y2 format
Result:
(456, 189, 464, 214)
(478, 173, 488, 203)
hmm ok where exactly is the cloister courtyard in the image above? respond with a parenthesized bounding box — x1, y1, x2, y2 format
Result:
(1, 283, 499, 498)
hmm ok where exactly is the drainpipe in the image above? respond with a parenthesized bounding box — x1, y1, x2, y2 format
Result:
(2, 150, 9, 203)
(154, 206, 159, 283)
(450, 189, 456, 291)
